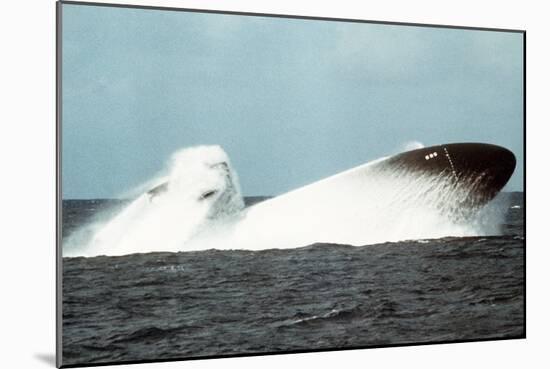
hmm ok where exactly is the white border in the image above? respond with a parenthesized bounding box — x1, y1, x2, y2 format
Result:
(2, 1, 547, 368)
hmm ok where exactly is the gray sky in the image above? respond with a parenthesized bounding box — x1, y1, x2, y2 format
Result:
(62, 4, 524, 199)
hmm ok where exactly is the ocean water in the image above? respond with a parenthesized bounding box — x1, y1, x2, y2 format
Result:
(61, 192, 524, 367)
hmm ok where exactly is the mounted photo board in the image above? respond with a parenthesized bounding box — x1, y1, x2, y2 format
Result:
(56, 1, 525, 367)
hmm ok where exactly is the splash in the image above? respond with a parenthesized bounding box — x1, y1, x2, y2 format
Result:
(64, 146, 244, 257)
(229, 159, 504, 250)
(63, 145, 506, 257)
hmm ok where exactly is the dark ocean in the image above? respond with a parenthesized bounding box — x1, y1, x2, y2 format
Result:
(61, 192, 524, 367)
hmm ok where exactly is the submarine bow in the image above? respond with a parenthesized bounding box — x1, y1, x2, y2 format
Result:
(382, 143, 516, 208)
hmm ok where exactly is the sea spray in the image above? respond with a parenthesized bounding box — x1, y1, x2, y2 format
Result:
(231, 160, 502, 250)
(63, 145, 506, 256)
(63, 146, 244, 257)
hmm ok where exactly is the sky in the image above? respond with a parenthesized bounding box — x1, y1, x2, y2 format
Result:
(61, 4, 524, 199)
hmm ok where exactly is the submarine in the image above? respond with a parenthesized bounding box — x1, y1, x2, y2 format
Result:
(145, 142, 516, 211)
(77, 143, 517, 255)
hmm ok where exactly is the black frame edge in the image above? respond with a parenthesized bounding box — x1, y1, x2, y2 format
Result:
(522, 30, 526, 339)
(60, 335, 526, 368)
(59, 0, 526, 34)
(56, 1, 64, 367)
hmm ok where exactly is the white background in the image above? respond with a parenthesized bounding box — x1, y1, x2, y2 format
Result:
(0, 0, 547, 368)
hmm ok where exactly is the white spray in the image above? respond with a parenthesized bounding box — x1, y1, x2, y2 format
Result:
(63, 145, 505, 257)
(64, 146, 244, 257)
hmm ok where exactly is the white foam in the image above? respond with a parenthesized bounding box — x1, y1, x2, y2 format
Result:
(63, 145, 505, 257)
(63, 145, 243, 257)
(229, 162, 501, 250)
